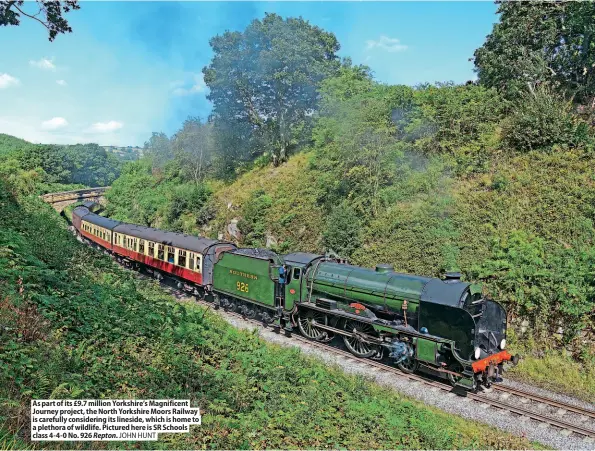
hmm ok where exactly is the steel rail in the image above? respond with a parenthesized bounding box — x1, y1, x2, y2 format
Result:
(190, 297, 595, 438)
(75, 233, 595, 439)
(492, 384, 595, 420)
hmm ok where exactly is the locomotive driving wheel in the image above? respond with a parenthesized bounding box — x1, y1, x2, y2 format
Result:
(297, 310, 327, 340)
(446, 362, 476, 389)
(343, 320, 380, 358)
(397, 352, 419, 374)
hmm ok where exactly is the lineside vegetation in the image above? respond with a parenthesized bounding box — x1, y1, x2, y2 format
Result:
(0, 176, 536, 449)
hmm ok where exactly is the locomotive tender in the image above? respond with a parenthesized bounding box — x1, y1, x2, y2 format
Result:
(72, 205, 517, 390)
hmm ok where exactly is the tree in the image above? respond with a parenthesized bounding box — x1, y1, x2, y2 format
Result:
(1, 1, 80, 41)
(203, 13, 340, 166)
(143, 132, 173, 174)
(62, 143, 121, 186)
(17, 142, 121, 186)
(473, 1, 595, 104)
(171, 117, 214, 185)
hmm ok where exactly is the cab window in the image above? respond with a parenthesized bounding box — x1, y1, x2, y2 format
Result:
(293, 267, 301, 280)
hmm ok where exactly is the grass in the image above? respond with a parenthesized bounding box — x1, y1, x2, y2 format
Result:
(506, 349, 595, 403)
(0, 180, 541, 450)
(207, 149, 595, 404)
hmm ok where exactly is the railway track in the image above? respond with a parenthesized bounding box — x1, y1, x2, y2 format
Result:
(186, 295, 595, 440)
(76, 232, 595, 443)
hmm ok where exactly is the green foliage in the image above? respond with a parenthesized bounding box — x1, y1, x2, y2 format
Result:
(0, 1, 80, 41)
(0, 176, 534, 450)
(322, 203, 361, 258)
(473, 1, 595, 102)
(0, 134, 34, 155)
(471, 230, 594, 341)
(203, 13, 341, 166)
(312, 81, 416, 215)
(501, 86, 592, 152)
(172, 117, 215, 184)
(105, 159, 214, 233)
(407, 83, 504, 173)
(143, 132, 174, 173)
(0, 135, 120, 194)
(164, 183, 213, 231)
(505, 350, 595, 403)
(237, 189, 273, 247)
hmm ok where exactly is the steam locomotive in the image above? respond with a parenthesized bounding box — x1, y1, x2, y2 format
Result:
(72, 205, 517, 390)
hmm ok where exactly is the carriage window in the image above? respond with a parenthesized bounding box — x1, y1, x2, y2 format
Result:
(188, 252, 195, 270)
(166, 246, 174, 264)
(148, 242, 155, 257)
(178, 249, 187, 267)
(293, 267, 301, 280)
(157, 244, 164, 260)
(139, 240, 145, 254)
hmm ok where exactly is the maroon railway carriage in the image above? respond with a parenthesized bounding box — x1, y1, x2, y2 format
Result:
(111, 222, 235, 287)
(73, 206, 119, 251)
(72, 206, 235, 289)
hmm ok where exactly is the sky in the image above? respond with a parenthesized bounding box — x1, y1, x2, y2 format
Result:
(0, 1, 499, 147)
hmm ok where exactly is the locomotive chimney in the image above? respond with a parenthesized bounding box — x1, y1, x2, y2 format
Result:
(444, 272, 462, 283)
(375, 264, 394, 274)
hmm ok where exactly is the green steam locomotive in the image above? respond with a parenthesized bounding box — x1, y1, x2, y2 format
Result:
(73, 206, 517, 390)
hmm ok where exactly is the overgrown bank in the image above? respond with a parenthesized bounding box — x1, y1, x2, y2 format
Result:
(105, 7, 595, 376)
(0, 177, 538, 448)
